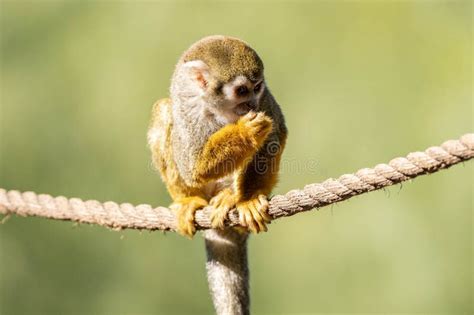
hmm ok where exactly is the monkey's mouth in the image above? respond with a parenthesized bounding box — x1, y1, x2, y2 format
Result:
(234, 101, 257, 116)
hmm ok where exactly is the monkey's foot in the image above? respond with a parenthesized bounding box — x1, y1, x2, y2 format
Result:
(236, 195, 272, 233)
(170, 196, 208, 238)
(209, 189, 237, 229)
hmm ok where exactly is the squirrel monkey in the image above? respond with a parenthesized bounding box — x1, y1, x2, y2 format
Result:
(148, 35, 287, 237)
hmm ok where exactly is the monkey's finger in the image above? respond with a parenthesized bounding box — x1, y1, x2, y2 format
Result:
(253, 205, 268, 232)
(188, 225, 196, 237)
(183, 208, 193, 222)
(238, 207, 247, 228)
(257, 195, 272, 223)
(244, 111, 257, 121)
(247, 201, 265, 233)
(210, 219, 224, 230)
(177, 206, 197, 237)
(255, 219, 267, 233)
(244, 209, 258, 233)
(178, 218, 194, 238)
(238, 204, 256, 232)
(185, 222, 196, 236)
(210, 207, 228, 229)
(185, 215, 196, 236)
(251, 119, 273, 139)
(209, 195, 223, 206)
(247, 112, 264, 128)
(252, 212, 267, 233)
(240, 207, 251, 228)
(258, 120, 273, 136)
(255, 112, 265, 120)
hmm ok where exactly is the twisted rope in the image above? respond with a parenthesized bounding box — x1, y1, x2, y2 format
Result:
(1, 133, 472, 232)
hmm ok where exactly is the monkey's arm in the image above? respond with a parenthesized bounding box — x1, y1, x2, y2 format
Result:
(234, 127, 287, 233)
(238, 132, 287, 198)
(209, 127, 287, 232)
(193, 112, 272, 184)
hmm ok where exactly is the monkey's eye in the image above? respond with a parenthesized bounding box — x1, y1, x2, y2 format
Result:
(254, 82, 262, 92)
(236, 85, 249, 97)
(215, 83, 223, 94)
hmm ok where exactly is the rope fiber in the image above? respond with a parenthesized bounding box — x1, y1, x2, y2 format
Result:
(1, 133, 472, 232)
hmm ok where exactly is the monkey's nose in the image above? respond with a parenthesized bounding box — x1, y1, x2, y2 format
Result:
(234, 101, 257, 116)
(245, 101, 257, 110)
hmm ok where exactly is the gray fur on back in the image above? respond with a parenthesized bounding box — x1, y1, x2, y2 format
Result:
(169, 61, 225, 186)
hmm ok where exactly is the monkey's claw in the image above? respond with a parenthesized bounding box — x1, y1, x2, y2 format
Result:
(236, 195, 272, 233)
(170, 196, 207, 238)
(209, 189, 237, 229)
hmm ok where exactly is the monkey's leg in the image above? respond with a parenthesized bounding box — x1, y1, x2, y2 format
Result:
(193, 112, 272, 183)
(170, 196, 207, 237)
(204, 228, 249, 315)
(236, 135, 286, 233)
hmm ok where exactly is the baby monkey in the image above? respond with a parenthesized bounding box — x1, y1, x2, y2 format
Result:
(148, 35, 287, 237)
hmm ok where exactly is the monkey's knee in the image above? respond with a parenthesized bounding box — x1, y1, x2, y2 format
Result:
(171, 196, 208, 238)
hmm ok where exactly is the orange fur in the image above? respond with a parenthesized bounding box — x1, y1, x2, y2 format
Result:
(193, 112, 273, 184)
(148, 37, 287, 237)
(232, 131, 287, 232)
(149, 100, 278, 236)
(171, 196, 208, 237)
(209, 188, 237, 229)
(148, 99, 205, 201)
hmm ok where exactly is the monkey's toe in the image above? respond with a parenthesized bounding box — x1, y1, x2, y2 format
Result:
(209, 189, 237, 229)
(171, 196, 207, 238)
(177, 207, 197, 237)
(236, 195, 272, 234)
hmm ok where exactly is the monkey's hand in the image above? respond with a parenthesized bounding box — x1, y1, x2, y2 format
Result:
(170, 196, 208, 238)
(209, 188, 238, 229)
(236, 195, 272, 233)
(193, 111, 273, 183)
(237, 111, 273, 149)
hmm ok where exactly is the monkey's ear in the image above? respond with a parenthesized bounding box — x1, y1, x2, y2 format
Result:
(183, 60, 210, 90)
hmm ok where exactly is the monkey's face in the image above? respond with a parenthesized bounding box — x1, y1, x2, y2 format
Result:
(176, 60, 265, 123)
(219, 75, 265, 116)
(171, 36, 266, 124)
(204, 73, 266, 124)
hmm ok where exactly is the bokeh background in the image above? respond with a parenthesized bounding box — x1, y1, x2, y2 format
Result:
(1, 1, 472, 314)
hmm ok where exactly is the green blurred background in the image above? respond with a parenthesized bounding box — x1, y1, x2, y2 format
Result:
(0, 1, 472, 314)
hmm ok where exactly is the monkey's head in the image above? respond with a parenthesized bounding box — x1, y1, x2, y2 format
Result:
(171, 36, 266, 122)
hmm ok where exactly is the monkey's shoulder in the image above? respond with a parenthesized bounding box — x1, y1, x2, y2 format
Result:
(148, 98, 173, 156)
(150, 98, 172, 126)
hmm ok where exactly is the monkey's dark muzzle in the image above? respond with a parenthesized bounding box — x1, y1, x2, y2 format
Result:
(235, 101, 258, 115)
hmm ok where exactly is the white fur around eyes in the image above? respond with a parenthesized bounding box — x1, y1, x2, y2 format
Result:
(223, 75, 248, 99)
(256, 81, 265, 96)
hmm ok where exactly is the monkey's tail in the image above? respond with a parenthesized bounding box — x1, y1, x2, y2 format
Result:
(204, 229, 250, 315)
